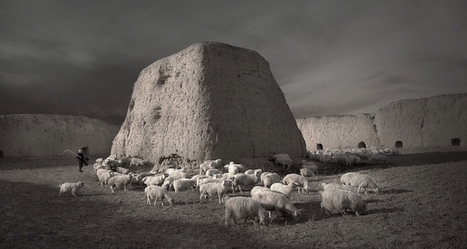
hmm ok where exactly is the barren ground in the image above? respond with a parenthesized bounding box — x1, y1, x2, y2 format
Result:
(1, 150, 467, 248)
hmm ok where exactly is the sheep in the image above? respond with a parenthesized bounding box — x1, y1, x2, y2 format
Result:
(197, 177, 223, 188)
(93, 164, 111, 174)
(173, 178, 197, 193)
(223, 162, 244, 175)
(108, 173, 134, 193)
(130, 158, 146, 167)
(244, 169, 262, 175)
(321, 182, 354, 192)
(59, 182, 84, 197)
(161, 176, 175, 191)
(199, 159, 222, 175)
(250, 186, 276, 197)
(320, 188, 367, 216)
(270, 182, 301, 198)
(115, 166, 131, 174)
(272, 153, 293, 173)
(205, 168, 223, 177)
(144, 185, 174, 206)
(96, 169, 114, 187)
(230, 171, 261, 194)
(251, 188, 301, 221)
(224, 196, 268, 226)
(340, 172, 379, 195)
(143, 174, 167, 186)
(283, 173, 310, 193)
(262, 173, 281, 188)
(199, 180, 231, 204)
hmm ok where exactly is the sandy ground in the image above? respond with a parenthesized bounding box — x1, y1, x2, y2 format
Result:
(1, 150, 467, 248)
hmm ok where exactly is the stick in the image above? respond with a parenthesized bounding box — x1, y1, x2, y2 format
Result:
(58, 149, 78, 156)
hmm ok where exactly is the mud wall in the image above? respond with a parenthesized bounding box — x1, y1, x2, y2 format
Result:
(297, 93, 467, 151)
(0, 114, 120, 157)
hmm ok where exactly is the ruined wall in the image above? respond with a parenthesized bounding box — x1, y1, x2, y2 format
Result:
(296, 114, 380, 151)
(111, 42, 307, 163)
(297, 93, 467, 151)
(0, 114, 120, 157)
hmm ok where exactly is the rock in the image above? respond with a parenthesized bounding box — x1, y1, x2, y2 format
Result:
(111, 42, 307, 165)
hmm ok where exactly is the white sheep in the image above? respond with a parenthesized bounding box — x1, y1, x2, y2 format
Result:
(340, 172, 379, 195)
(262, 173, 281, 188)
(205, 168, 223, 177)
(320, 188, 367, 216)
(173, 178, 197, 193)
(251, 188, 301, 221)
(115, 166, 131, 174)
(96, 169, 114, 187)
(224, 196, 268, 226)
(270, 182, 301, 198)
(199, 159, 222, 174)
(144, 185, 174, 206)
(143, 174, 166, 186)
(199, 180, 231, 204)
(283, 173, 310, 193)
(130, 158, 146, 167)
(59, 181, 84, 197)
(223, 162, 244, 175)
(230, 171, 261, 194)
(108, 173, 134, 192)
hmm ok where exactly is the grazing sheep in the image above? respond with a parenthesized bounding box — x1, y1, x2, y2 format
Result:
(283, 173, 310, 193)
(224, 162, 244, 175)
(251, 189, 301, 221)
(108, 173, 134, 193)
(143, 174, 167, 186)
(59, 182, 84, 197)
(144, 185, 174, 206)
(321, 182, 354, 192)
(272, 153, 293, 173)
(340, 172, 379, 195)
(230, 171, 261, 194)
(199, 159, 222, 174)
(224, 196, 268, 226)
(115, 166, 131, 174)
(320, 188, 367, 216)
(199, 180, 231, 204)
(262, 173, 281, 188)
(96, 169, 114, 187)
(270, 182, 301, 198)
(173, 178, 197, 193)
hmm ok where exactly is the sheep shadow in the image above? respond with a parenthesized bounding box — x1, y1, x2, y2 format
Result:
(367, 207, 405, 215)
(378, 189, 412, 195)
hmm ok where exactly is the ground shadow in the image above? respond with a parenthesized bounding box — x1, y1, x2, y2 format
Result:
(367, 207, 405, 215)
(378, 188, 413, 195)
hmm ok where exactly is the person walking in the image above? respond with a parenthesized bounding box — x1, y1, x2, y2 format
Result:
(76, 149, 89, 172)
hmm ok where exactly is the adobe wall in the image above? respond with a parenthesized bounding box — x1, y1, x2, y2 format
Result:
(0, 114, 120, 157)
(297, 93, 467, 151)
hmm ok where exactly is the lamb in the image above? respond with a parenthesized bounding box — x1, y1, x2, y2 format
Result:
(224, 196, 268, 226)
(199, 159, 222, 175)
(223, 162, 244, 175)
(320, 188, 367, 216)
(59, 181, 84, 197)
(108, 173, 134, 193)
(96, 169, 114, 187)
(251, 188, 301, 221)
(262, 173, 281, 188)
(144, 185, 174, 206)
(199, 180, 231, 204)
(230, 171, 261, 194)
(283, 173, 310, 193)
(173, 178, 197, 193)
(270, 182, 301, 198)
(340, 172, 379, 195)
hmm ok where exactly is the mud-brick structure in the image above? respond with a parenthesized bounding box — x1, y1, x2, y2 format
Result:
(297, 93, 467, 151)
(0, 114, 120, 157)
(111, 42, 307, 163)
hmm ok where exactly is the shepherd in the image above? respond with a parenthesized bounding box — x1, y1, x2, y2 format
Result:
(76, 149, 89, 172)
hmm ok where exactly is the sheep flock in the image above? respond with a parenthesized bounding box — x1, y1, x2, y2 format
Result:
(61, 146, 398, 227)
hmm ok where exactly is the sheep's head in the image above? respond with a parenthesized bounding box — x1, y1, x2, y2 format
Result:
(78, 182, 84, 187)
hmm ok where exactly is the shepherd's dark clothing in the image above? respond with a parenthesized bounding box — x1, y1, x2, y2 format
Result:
(76, 152, 88, 172)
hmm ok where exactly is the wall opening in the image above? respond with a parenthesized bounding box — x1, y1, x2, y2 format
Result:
(0, 151, 3, 158)
(358, 141, 366, 148)
(395, 141, 403, 148)
(316, 143, 323, 150)
(451, 138, 461, 146)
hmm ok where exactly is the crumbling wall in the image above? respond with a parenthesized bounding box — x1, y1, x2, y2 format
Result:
(296, 114, 380, 151)
(0, 114, 120, 157)
(111, 42, 307, 164)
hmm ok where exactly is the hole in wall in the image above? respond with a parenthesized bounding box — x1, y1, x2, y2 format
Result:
(395, 141, 403, 148)
(316, 143, 323, 150)
(0, 151, 3, 158)
(358, 142, 366, 148)
(451, 138, 461, 146)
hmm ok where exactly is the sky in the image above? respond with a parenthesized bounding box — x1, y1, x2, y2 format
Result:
(1, 1, 466, 125)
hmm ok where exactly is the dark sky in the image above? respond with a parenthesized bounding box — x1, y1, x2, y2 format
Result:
(1, 1, 467, 125)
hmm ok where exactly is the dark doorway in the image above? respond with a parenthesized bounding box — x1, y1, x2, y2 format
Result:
(316, 143, 323, 150)
(358, 142, 366, 148)
(395, 141, 403, 148)
(452, 138, 461, 146)
(0, 151, 3, 158)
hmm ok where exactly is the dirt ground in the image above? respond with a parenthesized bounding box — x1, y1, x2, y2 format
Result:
(1, 150, 467, 248)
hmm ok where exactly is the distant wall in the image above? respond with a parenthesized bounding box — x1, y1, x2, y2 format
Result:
(0, 114, 120, 157)
(297, 93, 467, 151)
